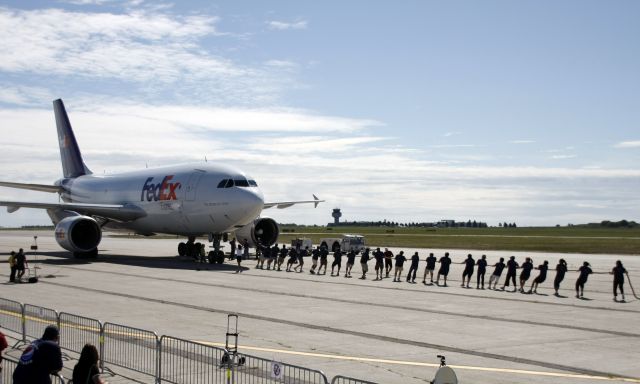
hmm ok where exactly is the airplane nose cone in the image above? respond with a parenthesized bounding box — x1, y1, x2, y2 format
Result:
(240, 187, 264, 220)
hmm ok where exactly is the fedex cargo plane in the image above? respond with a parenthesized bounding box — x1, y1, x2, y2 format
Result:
(0, 99, 322, 259)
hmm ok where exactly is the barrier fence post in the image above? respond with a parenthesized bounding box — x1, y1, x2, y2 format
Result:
(100, 323, 105, 372)
(21, 301, 26, 342)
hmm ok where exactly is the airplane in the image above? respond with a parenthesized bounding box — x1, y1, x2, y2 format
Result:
(0, 99, 323, 260)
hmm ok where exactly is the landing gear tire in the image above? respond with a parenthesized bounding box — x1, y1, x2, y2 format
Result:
(178, 242, 187, 257)
(216, 250, 225, 264)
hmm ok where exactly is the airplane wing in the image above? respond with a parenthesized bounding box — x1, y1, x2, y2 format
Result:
(0, 181, 61, 193)
(0, 201, 147, 222)
(263, 194, 324, 209)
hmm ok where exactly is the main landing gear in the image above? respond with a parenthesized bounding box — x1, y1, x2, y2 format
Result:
(177, 234, 225, 264)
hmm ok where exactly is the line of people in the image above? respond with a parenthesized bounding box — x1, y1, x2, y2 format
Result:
(249, 245, 632, 302)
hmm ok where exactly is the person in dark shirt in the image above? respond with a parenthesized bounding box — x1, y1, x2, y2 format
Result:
(519, 257, 534, 293)
(384, 248, 394, 278)
(229, 238, 236, 260)
(575, 261, 593, 298)
(476, 255, 488, 289)
(553, 259, 568, 296)
(277, 245, 287, 271)
(422, 252, 437, 285)
(72, 343, 105, 384)
(528, 260, 549, 294)
(318, 247, 329, 275)
(15, 248, 27, 282)
(611, 260, 628, 302)
(345, 250, 357, 278)
(460, 254, 475, 288)
(393, 251, 406, 282)
(360, 248, 370, 279)
(435, 252, 452, 286)
(8, 250, 17, 283)
(267, 244, 278, 270)
(331, 250, 343, 276)
(310, 246, 320, 274)
(13, 325, 63, 384)
(373, 248, 384, 280)
(286, 248, 298, 272)
(489, 257, 505, 290)
(294, 247, 307, 273)
(406, 252, 420, 283)
(502, 256, 519, 292)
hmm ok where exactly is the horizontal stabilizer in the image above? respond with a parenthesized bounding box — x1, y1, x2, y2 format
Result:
(264, 195, 324, 210)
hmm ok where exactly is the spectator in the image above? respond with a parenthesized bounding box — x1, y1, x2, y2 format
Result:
(15, 248, 27, 282)
(0, 329, 8, 375)
(13, 325, 63, 384)
(235, 245, 244, 273)
(72, 343, 106, 384)
(8, 250, 17, 282)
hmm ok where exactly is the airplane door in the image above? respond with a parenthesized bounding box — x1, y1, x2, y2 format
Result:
(185, 171, 205, 201)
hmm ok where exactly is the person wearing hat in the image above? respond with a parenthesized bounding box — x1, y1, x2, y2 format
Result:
(575, 261, 593, 298)
(13, 325, 63, 384)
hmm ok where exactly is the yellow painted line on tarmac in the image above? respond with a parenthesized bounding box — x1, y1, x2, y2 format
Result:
(195, 340, 640, 383)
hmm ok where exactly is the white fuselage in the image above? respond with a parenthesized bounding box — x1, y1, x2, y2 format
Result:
(55, 163, 264, 236)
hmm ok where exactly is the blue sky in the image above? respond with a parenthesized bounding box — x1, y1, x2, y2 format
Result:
(0, 0, 639, 227)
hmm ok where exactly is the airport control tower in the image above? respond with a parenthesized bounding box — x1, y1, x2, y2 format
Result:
(332, 208, 342, 225)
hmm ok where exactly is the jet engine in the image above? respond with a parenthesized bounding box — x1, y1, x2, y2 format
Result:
(234, 217, 279, 248)
(54, 216, 102, 255)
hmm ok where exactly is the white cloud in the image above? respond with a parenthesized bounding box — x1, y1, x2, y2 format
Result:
(550, 154, 577, 160)
(510, 140, 535, 144)
(267, 20, 308, 30)
(614, 141, 640, 148)
(0, 7, 288, 105)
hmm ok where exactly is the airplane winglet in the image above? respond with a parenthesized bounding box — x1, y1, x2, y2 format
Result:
(313, 194, 321, 208)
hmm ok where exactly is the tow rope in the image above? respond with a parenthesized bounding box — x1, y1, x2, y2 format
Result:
(627, 273, 640, 300)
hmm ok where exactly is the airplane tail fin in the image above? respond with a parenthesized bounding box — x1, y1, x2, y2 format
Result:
(53, 99, 92, 178)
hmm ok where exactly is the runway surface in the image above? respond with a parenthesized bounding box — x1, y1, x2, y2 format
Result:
(1, 230, 639, 383)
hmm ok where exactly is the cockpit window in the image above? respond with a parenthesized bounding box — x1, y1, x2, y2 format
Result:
(225, 179, 234, 188)
(217, 179, 227, 188)
(248, 180, 257, 187)
(234, 179, 250, 187)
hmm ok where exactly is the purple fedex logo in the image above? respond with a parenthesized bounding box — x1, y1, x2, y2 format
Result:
(141, 175, 182, 202)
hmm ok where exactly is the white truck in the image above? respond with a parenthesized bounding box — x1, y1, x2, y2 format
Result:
(319, 234, 366, 253)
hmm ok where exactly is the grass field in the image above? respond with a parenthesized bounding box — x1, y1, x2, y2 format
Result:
(277, 226, 640, 255)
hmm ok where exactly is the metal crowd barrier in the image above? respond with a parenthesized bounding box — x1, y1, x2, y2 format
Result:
(331, 375, 378, 384)
(1, 354, 67, 384)
(102, 322, 159, 379)
(23, 303, 58, 341)
(236, 350, 330, 384)
(0, 298, 360, 384)
(0, 297, 24, 340)
(59, 312, 102, 356)
(159, 336, 228, 384)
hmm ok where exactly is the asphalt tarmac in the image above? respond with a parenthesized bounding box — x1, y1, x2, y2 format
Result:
(1, 230, 639, 384)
